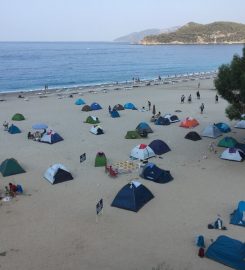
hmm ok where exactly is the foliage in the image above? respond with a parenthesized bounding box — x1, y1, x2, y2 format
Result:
(215, 47, 245, 120)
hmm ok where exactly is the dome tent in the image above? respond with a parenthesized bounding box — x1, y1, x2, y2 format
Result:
(215, 122, 231, 133)
(12, 113, 25, 121)
(111, 181, 154, 212)
(125, 130, 141, 139)
(75, 98, 85, 105)
(90, 102, 102, 110)
(43, 164, 73, 184)
(82, 105, 92, 112)
(124, 102, 137, 110)
(202, 124, 222, 138)
(136, 122, 153, 134)
(220, 148, 245, 162)
(130, 144, 155, 160)
(85, 116, 100, 124)
(234, 120, 245, 129)
(40, 130, 64, 144)
(185, 131, 202, 141)
(0, 158, 25, 177)
(140, 163, 173, 184)
(163, 114, 180, 123)
(113, 104, 124, 111)
(179, 117, 199, 128)
(90, 125, 104, 135)
(230, 201, 245, 227)
(217, 137, 238, 148)
(110, 110, 120, 118)
(155, 116, 170, 125)
(8, 124, 21, 134)
(148, 139, 171, 155)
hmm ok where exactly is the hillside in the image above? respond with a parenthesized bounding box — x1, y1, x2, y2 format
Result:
(114, 26, 180, 43)
(140, 21, 245, 45)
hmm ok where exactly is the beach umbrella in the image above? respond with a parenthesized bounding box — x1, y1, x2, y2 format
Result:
(152, 105, 156, 115)
(32, 123, 48, 130)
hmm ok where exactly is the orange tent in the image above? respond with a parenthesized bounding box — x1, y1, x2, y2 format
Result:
(179, 117, 199, 128)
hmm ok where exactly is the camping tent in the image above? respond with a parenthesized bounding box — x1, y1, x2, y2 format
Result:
(185, 131, 202, 141)
(81, 105, 92, 112)
(95, 152, 107, 167)
(179, 117, 199, 128)
(230, 201, 245, 227)
(148, 139, 171, 155)
(155, 116, 170, 125)
(113, 104, 124, 111)
(90, 125, 104, 135)
(0, 158, 25, 177)
(90, 102, 102, 110)
(85, 116, 100, 124)
(136, 122, 153, 134)
(125, 130, 141, 139)
(124, 102, 137, 110)
(201, 125, 222, 138)
(75, 98, 85, 105)
(215, 122, 231, 133)
(218, 137, 238, 148)
(110, 110, 120, 118)
(111, 181, 154, 212)
(12, 113, 25, 121)
(44, 164, 73, 184)
(205, 235, 245, 270)
(130, 144, 155, 160)
(220, 148, 245, 161)
(234, 120, 245, 129)
(163, 114, 180, 123)
(40, 130, 64, 144)
(140, 163, 173, 183)
(8, 124, 21, 134)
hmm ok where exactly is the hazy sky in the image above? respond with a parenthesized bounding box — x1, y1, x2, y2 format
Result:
(1, 0, 245, 41)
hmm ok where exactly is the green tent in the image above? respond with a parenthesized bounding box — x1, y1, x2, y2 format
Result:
(85, 116, 100, 124)
(12, 113, 25, 121)
(0, 158, 25, 177)
(95, 152, 107, 167)
(218, 137, 238, 148)
(125, 130, 141, 139)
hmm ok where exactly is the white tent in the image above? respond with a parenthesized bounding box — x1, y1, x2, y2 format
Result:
(90, 125, 104, 135)
(44, 164, 73, 184)
(163, 114, 180, 123)
(40, 130, 63, 144)
(130, 144, 155, 160)
(202, 125, 222, 138)
(234, 120, 245, 129)
(220, 148, 245, 162)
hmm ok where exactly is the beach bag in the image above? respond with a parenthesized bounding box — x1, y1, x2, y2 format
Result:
(196, 235, 205, 248)
(198, 247, 205, 258)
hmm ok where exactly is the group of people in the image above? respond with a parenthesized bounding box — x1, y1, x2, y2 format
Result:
(27, 130, 46, 140)
(0, 182, 23, 201)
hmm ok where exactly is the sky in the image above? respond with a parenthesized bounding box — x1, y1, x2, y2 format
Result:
(1, 0, 245, 41)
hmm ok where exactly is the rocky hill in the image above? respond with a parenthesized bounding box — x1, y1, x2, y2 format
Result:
(140, 21, 245, 45)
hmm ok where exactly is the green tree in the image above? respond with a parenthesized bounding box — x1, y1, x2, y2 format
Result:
(215, 46, 245, 120)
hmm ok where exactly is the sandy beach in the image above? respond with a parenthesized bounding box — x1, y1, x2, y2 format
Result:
(0, 78, 244, 270)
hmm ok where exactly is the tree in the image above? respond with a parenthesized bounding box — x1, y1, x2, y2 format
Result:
(215, 46, 245, 120)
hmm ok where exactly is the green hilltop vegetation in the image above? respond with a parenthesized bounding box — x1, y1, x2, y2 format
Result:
(140, 21, 245, 45)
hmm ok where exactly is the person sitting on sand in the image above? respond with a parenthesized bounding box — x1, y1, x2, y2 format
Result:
(155, 111, 161, 119)
(3, 121, 9, 131)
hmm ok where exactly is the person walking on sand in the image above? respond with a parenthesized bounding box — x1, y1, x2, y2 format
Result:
(200, 103, 204, 114)
(196, 90, 200, 99)
(181, 95, 185, 103)
(215, 94, 219, 103)
(148, 101, 151, 111)
(198, 82, 200, 89)
(108, 105, 111, 114)
(188, 94, 192, 103)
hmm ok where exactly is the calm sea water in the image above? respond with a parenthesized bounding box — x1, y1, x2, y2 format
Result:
(0, 42, 243, 92)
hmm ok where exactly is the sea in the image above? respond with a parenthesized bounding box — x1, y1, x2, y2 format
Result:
(0, 42, 243, 93)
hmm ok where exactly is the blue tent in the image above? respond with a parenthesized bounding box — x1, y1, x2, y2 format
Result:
(111, 181, 154, 212)
(111, 110, 120, 118)
(8, 124, 21, 134)
(155, 116, 170, 125)
(75, 98, 85, 105)
(136, 122, 153, 134)
(148, 139, 171, 155)
(40, 130, 64, 144)
(215, 122, 231, 133)
(90, 102, 102, 110)
(230, 201, 245, 227)
(205, 235, 245, 270)
(124, 102, 137, 110)
(140, 163, 173, 184)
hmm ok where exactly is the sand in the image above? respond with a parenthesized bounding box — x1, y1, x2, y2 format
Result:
(0, 78, 244, 270)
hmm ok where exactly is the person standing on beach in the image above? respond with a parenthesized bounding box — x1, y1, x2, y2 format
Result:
(181, 95, 185, 103)
(196, 90, 200, 99)
(200, 103, 204, 114)
(148, 101, 151, 111)
(108, 105, 111, 114)
(188, 94, 192, 103)
(198, 82, 200, 89)
(215, 94, 219, 103)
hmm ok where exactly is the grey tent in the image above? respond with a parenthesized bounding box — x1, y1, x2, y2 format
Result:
(201, 125, 222, 138)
